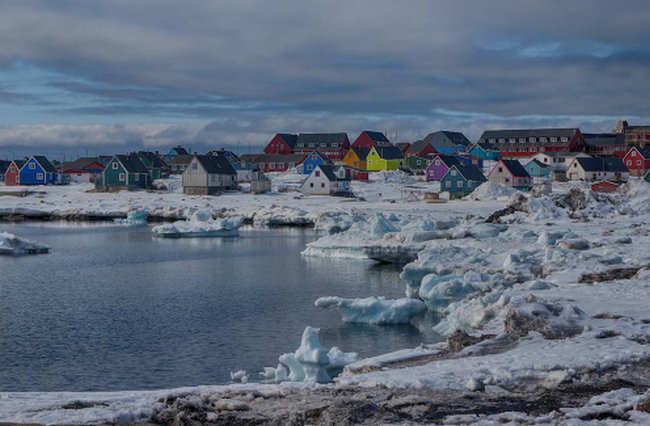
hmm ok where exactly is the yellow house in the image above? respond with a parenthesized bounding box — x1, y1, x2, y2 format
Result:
(342, 147, 370, 170)
(366, 146, 404, 171)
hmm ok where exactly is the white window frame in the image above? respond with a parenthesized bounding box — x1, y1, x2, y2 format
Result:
(119, 173, 125, 182)
(112, 162, 119, 170)
(29, 162, 36, 169)
(36, 172, 43, 180)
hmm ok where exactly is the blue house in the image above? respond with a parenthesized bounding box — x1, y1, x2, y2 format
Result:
(441, 163, 487, 199)
(301, 150, 332, 174)
(163, 145, 189, 163)
(19, 156, 59, 185)
(524, 159, 551, 178)
(421, 131, 472, 155)
(468, 143, 501, 161)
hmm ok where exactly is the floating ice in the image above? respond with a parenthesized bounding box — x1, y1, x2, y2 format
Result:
(314, 296, 426, 325)
(229, 370, 248, 383)
(0, 232, 50, 255)
(115, 210, 148, 226)
(294, 327, 331, 383)
(152, 210, 243, 238)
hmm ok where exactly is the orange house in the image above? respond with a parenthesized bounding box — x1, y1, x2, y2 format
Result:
(342, 147, 370, 170)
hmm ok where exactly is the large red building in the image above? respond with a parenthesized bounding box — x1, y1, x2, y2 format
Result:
(263, 133, 350, 161)
(264, 134, 298, 155)
(615, 120, 650, 149)
(476, 128, 586, 158)
(583, 133, 627, 158)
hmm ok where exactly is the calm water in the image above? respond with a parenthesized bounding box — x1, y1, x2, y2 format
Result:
(0, 224, 432, 392)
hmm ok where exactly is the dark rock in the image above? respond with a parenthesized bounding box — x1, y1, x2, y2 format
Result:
(447, 330, 496, 353)
(579, 264, 650, 283)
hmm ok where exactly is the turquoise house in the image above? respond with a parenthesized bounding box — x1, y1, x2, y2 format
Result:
(524, 159, 551, 178)
(96, 155, 151, 191)
(469, 143, 501, 161)
(441, 164, 487, 199)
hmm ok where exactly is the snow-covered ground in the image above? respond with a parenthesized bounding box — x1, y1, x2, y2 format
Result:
(1, 176, 650, 424)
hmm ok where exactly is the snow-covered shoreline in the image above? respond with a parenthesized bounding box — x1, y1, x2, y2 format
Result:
(2, 178, 650, 424)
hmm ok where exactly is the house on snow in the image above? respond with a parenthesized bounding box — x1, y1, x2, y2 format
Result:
(300, 165, 351, 196)
(425, 154, 462, 182)
(4, 160, 25, 186)
(468, 143, 501, 161)
(420, 131, 472, 155)
(163, 145, 189, 163)
(97, 155, 151, 191)
(264, 133, 298, 155)
(441, 163, 487, 199)
(342, 147, 370, 170)
(524, 159, 551, 178)
(19, 156, 61, 185)
(366, 146, 404, 171)
(136, 152, 168, 180)
(351, 131, 392, 150)
(59, 157, 105, 183)
(182, 154, 237, 195)
(566, 156, 629, 182)
(301, 150, 332, 174)
(623, 146, 650, 177)
(405, 140, 438, 158)
(487, 159, 532, 190)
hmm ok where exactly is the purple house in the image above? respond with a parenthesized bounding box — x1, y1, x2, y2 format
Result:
(426, 154, 462, 182)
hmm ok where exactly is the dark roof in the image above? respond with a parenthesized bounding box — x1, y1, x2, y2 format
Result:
(434, 154, 462, 167)
(455, 164, 487, 182)
(583, 133, 625, 147)
(61, 157, 104, 171)
(351, 147, 370, 160)
(362, 131, 391, 145)
(375, 146, 403, 160)
(12, 160, 26, 169)
(527, 159, 550, 169)
(240, 153, 306, 163)
(296, 133, 348, 148)
(306, 150, 333, 164)
(169, 145, 189, 156)
(168, 154, 193, 166)
(407, 140, 434, 155)
(628, 145, 650, 158)
(0, 160, 10, 174)
(195, 154, 237, 175)
(32, 156, 57, 173)
(317, 165, 339, 181)
(276, 133, 298, 149)
(423, 131, 471, 147)
(138, 151, 168, 168)
(115, 155, 149, 173)
(576, 156, 628, 172)
(395, 142, 411, 152)
(479, 128, 579, 142)
(501, 159, 530, 178)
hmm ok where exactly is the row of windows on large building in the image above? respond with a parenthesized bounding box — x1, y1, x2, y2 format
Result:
(488, 136, 569, 144)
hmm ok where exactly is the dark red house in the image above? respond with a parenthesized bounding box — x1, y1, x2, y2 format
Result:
(293, 133, 350, 160)
(264, 134, 298, 155)
(352, 131, 392, 149)
(405, 140, 438, 158)
(4, 160, 24, 186)
(623, 145, 650, 176)
(476, 128, 586, 158)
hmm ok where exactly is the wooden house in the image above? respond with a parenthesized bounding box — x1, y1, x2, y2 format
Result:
(441, 164, 487, 199)
(240, 153, 305, 173)
(342, 147, 370, 170)
(59, 157, 105, 183)
(182, 154, 237, 195)
(405, 140, 438, 158)
(623, 146, 650, 177)
(4, 160, 24, 186)
(301, 150, 332, 174)
(136, 152, 168, 180)
(419, 131, 472, 155)
(487, 159, 532, 190)
(163, 145, 189, 163)
(477, 128, 586, 159)
(264, 133, 298, 155)
(566, 156, 629, 182)
(168, 154, 193, 174)
(19, 156, 60, 185)
(294, 133, 350, 161)
(468, 143, 501, 161)
(525, 159, 551, 178)
(97, 155, 151, 191)
(425, 154, 461, 182)
(405, 155, 432, 171)
(366, 146, 404, 171)
(300, 165, 351, 196)
(352, 131, 392, 149)
(0, 160, 10, 184)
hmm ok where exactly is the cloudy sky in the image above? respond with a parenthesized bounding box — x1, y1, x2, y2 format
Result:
(1, 0, 649, 157)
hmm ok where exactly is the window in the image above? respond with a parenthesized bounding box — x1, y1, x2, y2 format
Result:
(550, 137, 557, 143)
(416, 160, 421, 166)
(29, 162, 35, 169)
(498, 138, 506, 143)
(320, 143, 326, 148)
(321, 183, 325, 188)
(310, 182, 314, 188)
(119, 173, 125, 182)
(269, 162, 275, 169)
(505, 177, 510, 183)
(529, 137, 536, 143)
(434, 159, 440, 165)
(489, 138, 495, 143)
(457, 181, 463, 188)
(632, 151, 637, 157)
(446, 181, 451, 188)
(450, 170, 457, 176)
(519, 138, 526, 143)
(509, 138, 516, 144)
(561, 137, 568, 142)
(315, 170, 320, 177)
(627, 160, 632, 166)
(540, 137, 547, 143)
(112, 162, 118, 170)
(498, 167, 503, 172)
(36, 173, 43, 180)
(192, 162, 198, 170)
(637, 160, 642, 166)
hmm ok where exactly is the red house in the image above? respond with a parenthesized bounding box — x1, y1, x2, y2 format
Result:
(352, 131, 392, 149)
(4, 160, 25, 186)
(60, 157, 105, 183)
(240, 153, 305, 173)
(293, 133, 350, 161)
(405, 140, 438, 158)
(591, 181, 620, 193)
(623, 146, 650, 176)
(584, 133, 627, 158)
(264, 134, 298, 155)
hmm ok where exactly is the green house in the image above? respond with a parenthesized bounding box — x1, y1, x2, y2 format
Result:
(469, 143, 501, 161)
(96, 155, 151, 191)
(441, 164, 487, 199)
(645, 170, 650, 183)
(136, 151, 168, 180)
(524, 159, 551, 178)
(406, 155, 431, 171)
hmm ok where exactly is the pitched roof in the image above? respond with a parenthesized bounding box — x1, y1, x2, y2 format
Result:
(32, 156, 57, 173)
(276, 133, 298, 149)
(296, 133, 348, 148)
(433, 154, 462, 168)
(12, 160, 26, 169)
(305, 150, 333, 164)
(395, 142, 411, 152)
(455, 164, 487, 182)
(351, 147, 370, 160)
(527, 158, 550, 169)
(137, 151, 168, 168)
(375, 146, 403, 160)
(316, 165, 339, 181)
(61, 157, 104, 171)
(169, 145, 189, 156)
(168, 154, 193, 166)
(501, 159, 530, 178)
(583, 133, 625, 147)
(423, 131, 471, 147)
(407, 140, 434, 155)
(115, 154, 149, 173)
(628, 145, 650, 159)
(576, 156, 628, 172)
(195, 154, 237, 175)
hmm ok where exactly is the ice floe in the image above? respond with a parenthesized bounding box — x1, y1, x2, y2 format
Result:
(0, 232, 50, 255)
(152, 210, 243, 238)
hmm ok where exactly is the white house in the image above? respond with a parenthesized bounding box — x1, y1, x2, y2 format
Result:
(487, 159, 532, 190)
(566, 157, 629, 182)
(182, 154, 237, 195)
(300, 165, 351, 195)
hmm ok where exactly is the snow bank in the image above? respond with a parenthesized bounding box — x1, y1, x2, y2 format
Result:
(0, 232, 50, 255)
(466, 182, 517, 201)
(314, 296, 426, 324)
(252, 205, 314, 227)
(152, 210, 243, 238)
